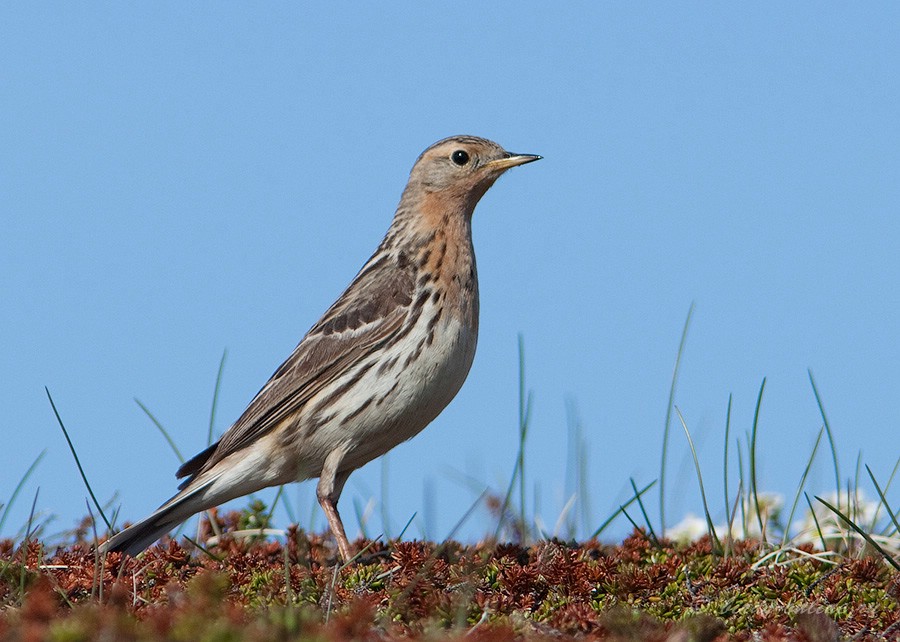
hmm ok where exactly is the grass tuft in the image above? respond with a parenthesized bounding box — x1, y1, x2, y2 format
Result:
(494, 334, 533, 544)
(591, 480, 655, 540)
(748, 377, 766, 544)
(207, 348, 228, 445)
(808, 370, 841, 511)
(659, 301, 694, 535)
(780, 427, 825, 549)
(675, 406, 721, 553)
(21, 320, 900, 639)
(0, 450, 46, 537)
(814, 495, 900, 572)
(45, 387, 110, 531)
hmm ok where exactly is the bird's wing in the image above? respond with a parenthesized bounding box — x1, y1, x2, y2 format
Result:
(177, 250, 418, 483)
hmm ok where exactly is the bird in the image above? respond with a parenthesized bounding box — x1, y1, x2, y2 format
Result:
(100, 135, 540, 562)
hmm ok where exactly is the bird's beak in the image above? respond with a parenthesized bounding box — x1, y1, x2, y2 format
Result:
(485, 153, 542, 171)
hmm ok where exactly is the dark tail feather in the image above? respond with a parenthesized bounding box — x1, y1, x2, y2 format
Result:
(176, 441, 219, 487)
(100, 512, 185, 557)
(99, 481, 214, 557)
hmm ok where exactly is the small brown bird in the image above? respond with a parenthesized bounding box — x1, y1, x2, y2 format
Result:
(101, 135, 540, 561)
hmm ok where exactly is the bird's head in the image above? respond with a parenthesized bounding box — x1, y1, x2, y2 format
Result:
(403, 135, 541, 218)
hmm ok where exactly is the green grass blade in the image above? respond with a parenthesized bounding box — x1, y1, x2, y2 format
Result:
(396, 511, 416, 541)
(853, 451, 863, 523)
(804, 492, 828, 553)
(591, 480, 656, 539)
(563, 399, 576, 538)
(0, 450, 46, 535)
(815, 495, 900, 571)
(134, 398, 184, 463)
(675, 407, 721, 552)
(565, 398, 592, 539)
(808, 370, 841, 511)
(278, 485, 298, 526)
(781, 427, 824, 548)
(630, 478, 659, 545)
(873, 455, 900, 535)
(182, 535, 225, 561)
(844, 478, 853, 551)
(564, 398, 579, 539)
(749, 377, 766, 543)
(865, 465, 900, 537)
(352, 496, 369, 541)
(659, 302, 694, 535)
(494, 335, 532, 543)
(736, 439, 747, 538)
(620, 506, 642, 534)
(517, 334, 531, 541)
(726, 479, 743, 544)
(722, 394, 733, 541)
(14, 487, 42, 599)
(307, 494, 319, 534)
(381, 454, 392, 540)
(208, 349, 228, 444)
(283, 545, 293, 604)
(575, 417, 591, 539)
(449, 489, 489, 543)
(266, 486, 284, 529)
(45, 387, 111, 530)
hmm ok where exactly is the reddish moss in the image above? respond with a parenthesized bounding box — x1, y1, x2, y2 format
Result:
(2, 527, 897, 640)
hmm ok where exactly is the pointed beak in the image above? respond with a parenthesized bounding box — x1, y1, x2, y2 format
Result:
(485, 153, 542, 171)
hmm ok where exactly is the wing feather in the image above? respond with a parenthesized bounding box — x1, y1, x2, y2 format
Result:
(177, 250, 416, 482)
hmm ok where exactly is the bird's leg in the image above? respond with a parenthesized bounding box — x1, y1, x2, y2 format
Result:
(317, 451, 353, 562)
(318, 492, 352, 562)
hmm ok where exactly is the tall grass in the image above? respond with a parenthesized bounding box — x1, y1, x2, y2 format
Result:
(659, 302, 694, 535)
(14, 315, 898, 579)
(46, 387, 110, 531)
(0, 451, 45, 536)
(493, 334, 533, 543)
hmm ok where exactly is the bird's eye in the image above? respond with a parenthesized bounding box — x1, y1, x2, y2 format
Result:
(451, 150, 470, 166)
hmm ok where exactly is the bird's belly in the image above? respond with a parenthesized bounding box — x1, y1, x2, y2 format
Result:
(299, 312, 477, 472)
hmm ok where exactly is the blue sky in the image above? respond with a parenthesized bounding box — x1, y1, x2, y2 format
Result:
(3, 4, 899, 545)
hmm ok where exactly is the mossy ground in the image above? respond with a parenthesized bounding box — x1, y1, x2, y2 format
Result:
(1, 513, 898, 641)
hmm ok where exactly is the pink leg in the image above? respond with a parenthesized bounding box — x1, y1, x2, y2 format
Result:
(317, 452, 353, 562)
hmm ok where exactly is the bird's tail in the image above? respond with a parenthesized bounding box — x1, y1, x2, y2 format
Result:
(99, 481, 215, 557)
